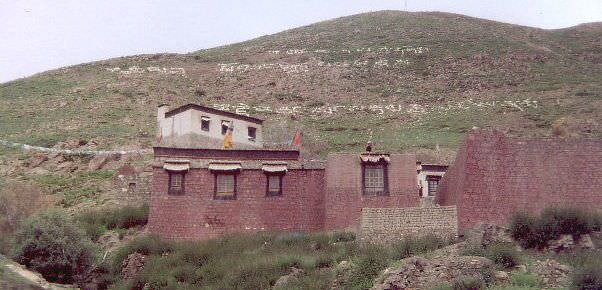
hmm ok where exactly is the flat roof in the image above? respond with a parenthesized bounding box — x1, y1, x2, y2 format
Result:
(164, 103, 264, 124)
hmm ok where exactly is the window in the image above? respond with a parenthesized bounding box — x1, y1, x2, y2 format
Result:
(201, 116, 210, 131)
(214, 173, 236, 199)
(221, 120, 231, 135)
(266, 174, 283, 196)
(248, 126, 257, 142)
(427, 176, 441, 196)
(128, 182, 136, 194)
(362, 164, 388, 196)
(168, 173, 185, 195)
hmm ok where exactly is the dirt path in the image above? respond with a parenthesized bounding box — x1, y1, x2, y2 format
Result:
(0, 256, 78, 290)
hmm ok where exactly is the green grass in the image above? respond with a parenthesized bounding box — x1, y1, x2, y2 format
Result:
(103, 232, 451, 289)
(31, 169, 115, 206)
(76, 205, 149, 241)
(1, 11, 600, 155)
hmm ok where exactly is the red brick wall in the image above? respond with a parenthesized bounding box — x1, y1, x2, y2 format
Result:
(437, 129, 602, 230)
(148, 168, 325, 240)
(324, 153, 420, 230)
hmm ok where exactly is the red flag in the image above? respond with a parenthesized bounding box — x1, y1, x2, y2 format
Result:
(291, 130, 302, 147)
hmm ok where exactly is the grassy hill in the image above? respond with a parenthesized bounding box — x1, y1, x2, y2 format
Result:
(1, 11, 600, 158)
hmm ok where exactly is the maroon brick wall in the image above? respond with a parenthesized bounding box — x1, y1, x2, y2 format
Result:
(148, 167, 325, 240)
(324, 153, 420, 230)
(437, 129, 602, 231)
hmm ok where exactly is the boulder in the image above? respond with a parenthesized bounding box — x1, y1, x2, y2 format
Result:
(468, 223, 513, 247)
(372, 255, 494, 290)
(532, 259, 571, 289)
(547, 234, 595, 253)
(274, 267, 304, 287)
(494, 271, 509, 282)
(88, 154, 110, 170)
(26, 153, 48, 168)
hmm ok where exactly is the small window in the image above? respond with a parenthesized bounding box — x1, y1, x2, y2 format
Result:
(214, 173, 236, 199)
(248, 127, 257, 142)
(221, 120, 231, 135)
(427, 176, 441, 196)
(128, 182, 136, 193)
(363, 164, 388, 196)
(266, 174, 283, 196)
(201, 116, 210, 131)
(168, 173, 185, 195)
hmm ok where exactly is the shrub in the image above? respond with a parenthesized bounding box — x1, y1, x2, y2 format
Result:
(571, 253, 602, 290)
(0, 181, 49, 254)
(330, 231, 356, 243)
(390, 234, 449, 260)
(13, 209, 97, 285)
(111, 235, 173, 271)
(509, 272, 539, 287)
(341, 245, 389, 289)
(509, 211, 538, 248)
(485, 243, 521, 269)
(77, 205, 149, 240)
(509, 207, 596, 249)
(452, 275, 485, 290)
(430, 283, 453, 290)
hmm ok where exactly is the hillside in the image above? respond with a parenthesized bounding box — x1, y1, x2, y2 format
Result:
(1, 11, 601, 158)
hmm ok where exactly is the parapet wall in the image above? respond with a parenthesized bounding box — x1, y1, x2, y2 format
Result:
(437, 129, 602, 230)
(359, 206, 458, 244)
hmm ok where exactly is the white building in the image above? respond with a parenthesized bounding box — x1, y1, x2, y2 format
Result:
(157, 103, 264, 149)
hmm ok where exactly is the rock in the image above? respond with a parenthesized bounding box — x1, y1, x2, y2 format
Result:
(576, 234, 595, 250)
(121, 252, 146, 280)
(372, 254, 494, 290)
(494, 271, 509, 282)
(29, 167, 50, 175)
(274, 267, 304, 287)
(547, 234, 595, 252)
(338, 260, 351, 271)
(532, 259, 571, 289)
(468, 223, 513, 247)
(515, 264, 527, 273)
(26, 153, 48, 168)
(88, 154, 110, 170)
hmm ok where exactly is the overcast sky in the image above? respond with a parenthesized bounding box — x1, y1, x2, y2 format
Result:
(1, 0, 601, 83)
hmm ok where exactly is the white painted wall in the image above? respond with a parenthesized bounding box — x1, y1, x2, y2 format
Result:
(417, 165, 446, 198)
(157, 106, 263, 148)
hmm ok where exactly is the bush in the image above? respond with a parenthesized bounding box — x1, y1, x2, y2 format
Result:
(510, 207, 597, 249)
(485, 243, 521, 269)
(13, 209, 97, 285)
(0, 181, 49, 254)
(509, 272, 540, 288)
(390, 234, 449, 260)
(571, 254, 602, 290)
(341, 245, 390, 289)
(77, 205, 149, 240)
(452, 275, 485, 290)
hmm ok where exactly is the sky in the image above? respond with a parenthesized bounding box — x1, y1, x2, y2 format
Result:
(1, 0, 601, 83)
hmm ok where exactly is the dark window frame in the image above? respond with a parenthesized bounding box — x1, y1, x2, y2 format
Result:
(201, 116, 210, 132)
(213, 171, 238, 200)
(426, 175, 441, 196)
(248, 126, 257, 142)
(168, 172, 185, 195)
(265, 172, 284, 197)
(361, 161, 389, 196)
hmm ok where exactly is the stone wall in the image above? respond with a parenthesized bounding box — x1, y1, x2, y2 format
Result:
(437, 129, 602, 231)
(324, 153, 420, 230)
(113, 165, 152, 206)
(359, 206, 458, 244)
